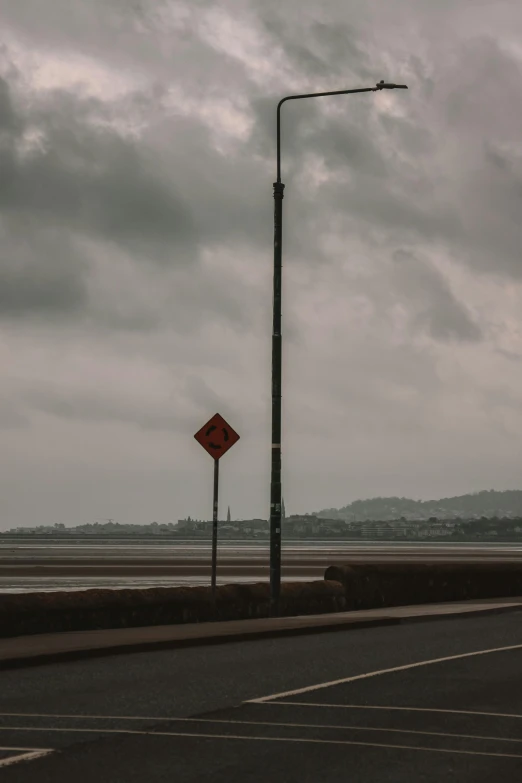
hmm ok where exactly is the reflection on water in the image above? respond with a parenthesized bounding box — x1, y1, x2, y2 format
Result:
(2, 537, 522, 594)
(0, 575, 293, 594)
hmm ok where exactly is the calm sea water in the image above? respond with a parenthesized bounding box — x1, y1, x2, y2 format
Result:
(2, 537, 521, 594)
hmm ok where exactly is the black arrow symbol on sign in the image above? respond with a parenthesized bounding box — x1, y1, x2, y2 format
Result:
(205, 424, 224, 450)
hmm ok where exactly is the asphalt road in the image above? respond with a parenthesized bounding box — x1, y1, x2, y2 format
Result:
(2, 611, 522, 780)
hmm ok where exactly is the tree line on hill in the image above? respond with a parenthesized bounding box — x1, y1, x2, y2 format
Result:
(5, 490, 522, 536)
(315, 490, 522, 521)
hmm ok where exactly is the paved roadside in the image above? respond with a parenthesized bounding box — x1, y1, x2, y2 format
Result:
(2, 611, 522, 781)
(2, 597, 522, 670)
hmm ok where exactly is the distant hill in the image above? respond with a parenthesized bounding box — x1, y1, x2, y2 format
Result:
(315, 490, 522, 521)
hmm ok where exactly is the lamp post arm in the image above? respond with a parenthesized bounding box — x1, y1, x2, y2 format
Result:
(276, 86, 383, 182)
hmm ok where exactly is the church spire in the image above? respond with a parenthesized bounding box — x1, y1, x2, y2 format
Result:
(227, 506, 231, 523)
(282, 497, 286, 520)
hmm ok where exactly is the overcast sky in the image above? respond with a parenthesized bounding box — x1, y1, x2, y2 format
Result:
(2, 0, 522, 529)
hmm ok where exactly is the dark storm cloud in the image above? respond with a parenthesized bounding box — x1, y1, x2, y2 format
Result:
(3, 1, 522, 287)
(0, 5, 513, 335)
(0, 75, 199, 321)
(0, 70, 264, 326)
(0, 62, 273, 331)
(0, 85, 195, 252)
(4, 0, 522, 530)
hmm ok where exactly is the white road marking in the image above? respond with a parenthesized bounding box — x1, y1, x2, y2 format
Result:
(0, 712, 168, 721)
(268, 703, 522, 720)
(0, 714, 521, 745)
(0, 726, 520, 759)
(248, 642, 522, 702)
(176, 718, 522, 745)
(0, 747, 53, 768)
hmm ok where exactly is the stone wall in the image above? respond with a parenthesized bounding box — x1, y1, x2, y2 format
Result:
(0, 580, 345, 638)
(325, 563, 522, 609)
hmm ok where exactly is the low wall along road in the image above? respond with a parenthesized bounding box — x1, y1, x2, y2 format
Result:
(326, 562, 522, 609)
(3, 562, 522, 638)
(0, 581, 345, 638)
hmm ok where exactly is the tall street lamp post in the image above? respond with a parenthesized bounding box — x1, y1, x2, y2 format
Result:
(269, 80, 408, 615)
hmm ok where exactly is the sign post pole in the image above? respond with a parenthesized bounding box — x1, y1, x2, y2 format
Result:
(194, 413, 240, 594)
(211, 458, 219, 594)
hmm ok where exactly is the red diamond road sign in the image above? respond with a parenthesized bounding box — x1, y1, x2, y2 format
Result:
(194, 413, 240, 460)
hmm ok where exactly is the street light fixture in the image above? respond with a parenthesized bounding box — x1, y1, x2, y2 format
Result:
(269, 80, 408, 616)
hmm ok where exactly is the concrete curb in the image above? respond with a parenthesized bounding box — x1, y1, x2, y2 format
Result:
(0, 617, 400, 671)
(2, 602, 521, 671)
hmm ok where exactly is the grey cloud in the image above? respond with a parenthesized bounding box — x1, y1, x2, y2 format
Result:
(153, 115, 270, 251)
(4, 0, 522, 529)
(0, 397, 28, 429)
(496, 347, 522, 362)
(442, 38, 522, 138)
(1, 1, 256, 95)
(406, 37, 522, 280)
(261, 31, 522, 285)
(249, 81, 458, 257)
(456, 141, 522, 279)
(325, 171, 463, 249)
(182, 375, 243, 425)
(260, 15, 374, 82)
(84, 258, 260, 337)
(392, 249, 483, 342)
(0, 75, 20, 135)
(314, 118, 390, 179)
(1, 1, 161, 68)
(379, 114, 434, 157)
(0, 86, 195, 256)
(0, 217, 87, 316)
(21, 385, 194, 433)
(248, 74, 386, 178)
(0, 85, 268, 334)
(0, 73, 267, 328)
(5, 3, 522, 285)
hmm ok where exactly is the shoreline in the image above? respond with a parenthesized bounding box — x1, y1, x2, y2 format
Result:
(3, 541, 522, 593)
